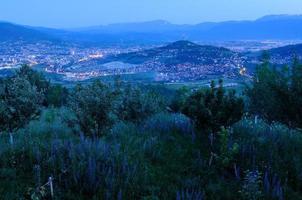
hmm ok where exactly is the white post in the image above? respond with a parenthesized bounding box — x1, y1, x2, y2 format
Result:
(49, 176, 54, 198)
(9, 133, 14, 145)
(254, 115, 258, 124)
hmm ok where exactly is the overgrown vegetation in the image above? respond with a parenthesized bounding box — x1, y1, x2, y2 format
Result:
(0, 60, 302, 200)
(247, 53, 302, 128)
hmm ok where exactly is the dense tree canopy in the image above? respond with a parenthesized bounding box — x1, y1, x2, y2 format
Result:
(247, 53, 302, 128)
(68, 81, 114, 136)
(115, 85, 164, 122)
(46, 84, 68, 107)
(0, 74, 42, 132)
(1, 63, 302, 199)
(181, 80, 244, 132)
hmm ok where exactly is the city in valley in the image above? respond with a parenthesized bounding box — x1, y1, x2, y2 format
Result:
(1, 15, 302, 84)
(0, 39, 300, 83)
(1, 1, 302, 199)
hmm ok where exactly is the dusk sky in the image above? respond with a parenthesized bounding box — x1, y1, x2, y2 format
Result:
(1, 0, 302, 28)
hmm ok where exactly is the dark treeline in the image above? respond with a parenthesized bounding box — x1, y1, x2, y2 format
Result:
(247, 53, 302, 128)
(0, 55, 302, 200)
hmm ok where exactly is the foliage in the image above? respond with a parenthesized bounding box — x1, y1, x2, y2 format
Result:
(68, 81, 115, 136)
(0, 65, 52, 132)
(232, 118, 302, 199)
(239, 170, 263, 200)
(0, 77, 42, 132)
(16, 65, 50, 105)
(68, 80, 165, 137)
(142, 113, 194, 138)
(0, 108, 202, 199)
(46, 84, 69, 107)
(247, 54, 302, 128)
(1, 66, 302, 199)
(16, 65, 50, 93)
(114, 85, 165, 122)
(170, 86, 190, 112)
(182, 80, 244, 132)
(217, 127, 239, 167)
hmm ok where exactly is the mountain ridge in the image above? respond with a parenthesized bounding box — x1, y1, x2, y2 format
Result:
(2, 15, 302, 44)
(0, 22, 58, 42)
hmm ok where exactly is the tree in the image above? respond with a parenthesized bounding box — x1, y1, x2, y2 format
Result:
(12, 65, 50, 106)
(46, 84, 69, 107)
(16, 65, 50, 93)
(0, 77, 42, 133)
(291, 56, 302, 94)
(247, 52, 302, 128)
(182, 80, 244, 132)
(289, 57, 302, 126)
(170, 86, 190, 112)
(68, 81, 114, 136)
(115, 85, 164, 122)
(247, 53, 287, 122)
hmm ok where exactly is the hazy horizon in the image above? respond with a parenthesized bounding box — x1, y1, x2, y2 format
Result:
(0, 0, 302, 28)
(3, 14, 302, 29)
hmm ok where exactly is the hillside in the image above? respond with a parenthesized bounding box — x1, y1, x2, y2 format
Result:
(68, 15, 302, 42)
(1, 64, 302, 199)
(190, 15, 302, 40)
(249, 43, 302, 64)
(2, 15, 302, 45)
(55, 41, 244, 82)
(105, 40, 239, 65)
(269, 43, 302, 57)
(0, 22, 56, 42)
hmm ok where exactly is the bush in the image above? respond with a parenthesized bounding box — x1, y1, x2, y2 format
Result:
(2, 66, 302, 199)
(46, 84, 69, 107)
(247, 55, 302, 128)
(114, 85, 165, 122)
(16, 65, 50, 93)
(68, 81, 165, 136)
(0, 111, 202, 199)
(68, 81, 115, 136)
(0, 77, 42, 132)
(0, 110, 142, 199)
(182, 80, 244, 132)
(232, 118, 302, 199)
(105, 113, 203, 199)
(142, 113, 194, 138)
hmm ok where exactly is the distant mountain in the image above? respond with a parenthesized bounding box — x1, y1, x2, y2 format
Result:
(2, 15, 302, 45)
(68, 15, 302, 42)
(264, 43, 302, 64)
(257, 15, 302, 22)
(73, 20, 188, 33)
(0, 22, 57, 42)
(186, 15, 302, 40)
(269, 43, 302, 57)
(245, 42, 302, 65)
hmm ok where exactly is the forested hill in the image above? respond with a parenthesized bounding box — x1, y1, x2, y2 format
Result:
(269, 43, 302, 57)
(0, 22, 57, 42)
(102, 40, 239, 65)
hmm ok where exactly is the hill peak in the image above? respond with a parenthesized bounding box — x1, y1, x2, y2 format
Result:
(165, 40, 199, 48)
(257, 14, 302, 22)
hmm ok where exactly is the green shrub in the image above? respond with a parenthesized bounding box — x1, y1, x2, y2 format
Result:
(247, 54, 302, 128)
(0, 77, 42, 132)
(114, 85, 165, 122)
(46, 84, 69, 107)
(68, 81, 115, 136)
(232, 118, 302, 199)
(182, 80, 244, 132)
